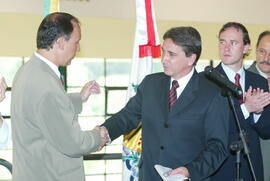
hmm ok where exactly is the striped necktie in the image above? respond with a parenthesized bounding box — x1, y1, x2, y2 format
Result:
(60, 74, 65, 86)
(234, 73, 244, 104)
(169, 80, 179, 111)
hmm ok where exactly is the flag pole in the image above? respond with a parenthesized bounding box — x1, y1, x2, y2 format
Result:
(122, 0, 160, 180)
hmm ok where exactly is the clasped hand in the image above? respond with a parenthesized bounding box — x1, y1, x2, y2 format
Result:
(94, 126, 110, 151)
(244, 86, 270, 114)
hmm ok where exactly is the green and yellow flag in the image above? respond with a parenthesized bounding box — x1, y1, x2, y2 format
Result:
(43, 0, 59, 16)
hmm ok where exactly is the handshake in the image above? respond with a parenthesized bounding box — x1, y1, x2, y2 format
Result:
(94, 126, 110, 151)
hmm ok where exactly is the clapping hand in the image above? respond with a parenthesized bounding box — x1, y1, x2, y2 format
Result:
(244, 86, 270, 114)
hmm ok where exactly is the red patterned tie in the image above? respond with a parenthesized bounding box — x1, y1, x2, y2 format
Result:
(169, 80, 179, 111)
(60, 75, 65, 86)
(234, 73, 244, 104)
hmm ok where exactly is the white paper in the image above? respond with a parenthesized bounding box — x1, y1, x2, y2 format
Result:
(154, 164, 188, 181)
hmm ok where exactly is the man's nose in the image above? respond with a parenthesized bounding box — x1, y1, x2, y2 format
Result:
(224, 43, 231, 51)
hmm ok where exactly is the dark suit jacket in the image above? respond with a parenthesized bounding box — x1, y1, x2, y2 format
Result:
(248, 61, 270, 181)
(247, 62, 259, 74)
(211, 64, 270, 181)
(103, 70, 230, 181)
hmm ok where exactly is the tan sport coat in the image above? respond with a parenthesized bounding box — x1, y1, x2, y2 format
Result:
(11, 54, 101, 181)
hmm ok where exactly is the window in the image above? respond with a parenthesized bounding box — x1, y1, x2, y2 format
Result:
(0, 57, 24, 181)
(67, 58, 132, 180)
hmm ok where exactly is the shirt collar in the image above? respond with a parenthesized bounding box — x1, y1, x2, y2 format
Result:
(255, 63, 268, 79)
(34, 52, 61, 79)
(170, 67, 194, 89)
(221, 63, 245, 83)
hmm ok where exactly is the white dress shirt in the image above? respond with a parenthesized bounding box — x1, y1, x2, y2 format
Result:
(34, 52, 61, 79)
(170, 68, 194, 99)
(221, 63, 260, 122)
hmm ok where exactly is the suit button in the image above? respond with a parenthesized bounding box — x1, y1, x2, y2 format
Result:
(160, 146, 164, 150)
(164, 123, 169, 128)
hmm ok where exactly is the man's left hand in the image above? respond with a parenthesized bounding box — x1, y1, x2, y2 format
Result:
(169, 166, 190, 179)
(80, 80, 100, 102)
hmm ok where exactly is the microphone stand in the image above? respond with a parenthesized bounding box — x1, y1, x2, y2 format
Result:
(223, 90, 257, 181)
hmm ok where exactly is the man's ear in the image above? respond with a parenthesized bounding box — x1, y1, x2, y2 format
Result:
(188, 54, 196, 66)
(54, 37, 65, 50)
(243, 44, 251, 55)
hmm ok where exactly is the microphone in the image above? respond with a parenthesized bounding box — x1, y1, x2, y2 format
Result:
(204, 66, 243, 96)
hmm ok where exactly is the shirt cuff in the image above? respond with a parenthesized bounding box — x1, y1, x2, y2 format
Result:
(253, 113, 261, 123)
(241, 104, 250, 119)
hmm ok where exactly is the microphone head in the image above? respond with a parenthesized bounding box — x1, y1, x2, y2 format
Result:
(237, 89, 243, 95)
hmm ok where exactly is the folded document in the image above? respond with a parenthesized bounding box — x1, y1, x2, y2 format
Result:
(154, 164, 188, 181)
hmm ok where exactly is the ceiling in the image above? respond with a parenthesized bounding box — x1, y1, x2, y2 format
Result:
(1, 0, 270, 24)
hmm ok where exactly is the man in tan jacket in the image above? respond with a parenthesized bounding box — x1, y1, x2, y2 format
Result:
(248, 31, 270, 181)
(11, 12, 108, 181)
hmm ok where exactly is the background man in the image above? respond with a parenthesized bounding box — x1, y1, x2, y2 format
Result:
(11, 12, 108, 181)
(211, 22, 270, 181)
(101, 26, 230, 181)
(248, 30, 270, 181)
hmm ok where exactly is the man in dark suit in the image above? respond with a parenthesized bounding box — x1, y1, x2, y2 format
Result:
(248, 31, 270, 181)
(101, 27, 230, 181)
(211, 22, 270, 181)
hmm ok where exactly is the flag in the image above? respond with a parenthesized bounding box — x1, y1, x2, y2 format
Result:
(43, 0, 59, 16)
(122, 0, 160, 180)
(43, 0, 67, 88)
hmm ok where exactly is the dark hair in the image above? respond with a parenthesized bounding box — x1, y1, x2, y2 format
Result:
(219, 22, 250, 57)
(163, 26, 201, 65)
(36, 12, 79, 50)
(256, 31, 270, 48)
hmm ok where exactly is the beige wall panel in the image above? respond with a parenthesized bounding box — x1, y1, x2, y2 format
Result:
(1, 13, 270, 60)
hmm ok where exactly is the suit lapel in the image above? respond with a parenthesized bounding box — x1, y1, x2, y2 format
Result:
(215, 63, 227, 77)
(169, 71, 199, 117)
(32, 54, 64, 89)
(159, 75, 171, 120)
(244, 69, 253, 92)
(248, 62, 259, 75)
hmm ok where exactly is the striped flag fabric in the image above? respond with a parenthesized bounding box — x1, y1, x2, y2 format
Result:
(122, 0, 160, 180)
(43, 0, 59, 16)
(43, 0, 67, 88)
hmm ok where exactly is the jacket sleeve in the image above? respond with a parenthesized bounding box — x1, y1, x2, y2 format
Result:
(38, 91, 101, 157)
(101, 77, 145, 141)
(252, 78, 270, 139)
